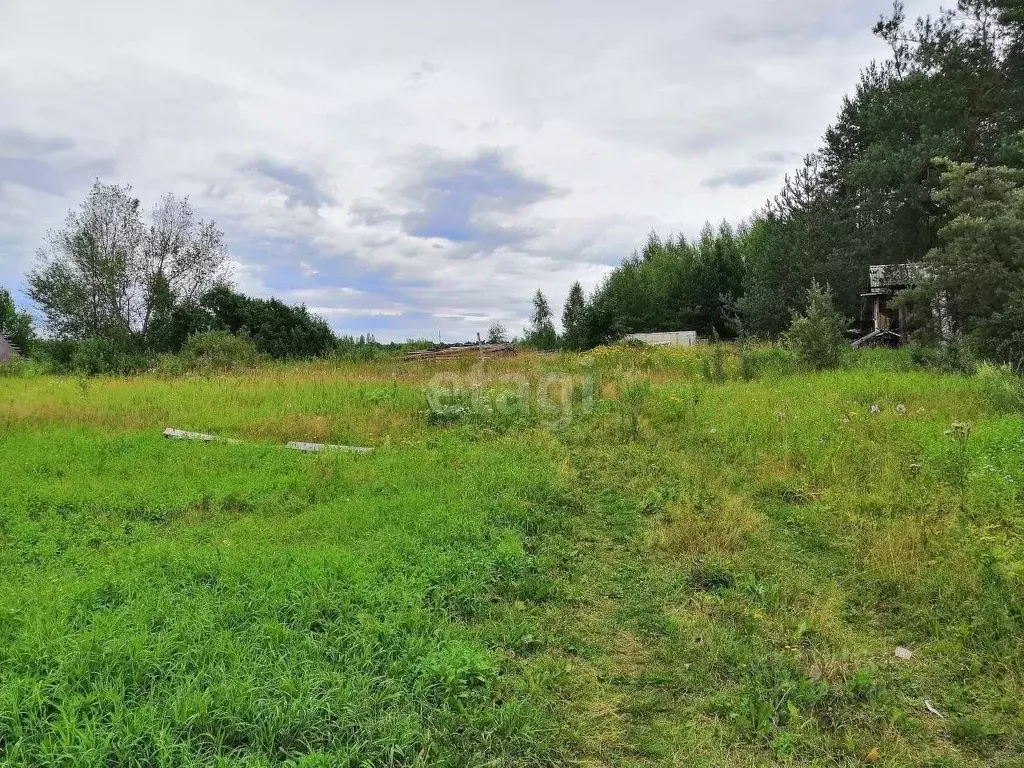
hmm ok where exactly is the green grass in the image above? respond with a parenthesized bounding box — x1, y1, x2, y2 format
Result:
(0, 427, 574, 766)
(1, 348, 1022, 766)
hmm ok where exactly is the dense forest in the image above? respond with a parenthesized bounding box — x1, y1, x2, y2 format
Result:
(534, 1, 1024, 363)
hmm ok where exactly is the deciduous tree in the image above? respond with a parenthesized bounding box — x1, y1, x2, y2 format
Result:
(525, 290, 558, 350)
(28, 181, 229, 347)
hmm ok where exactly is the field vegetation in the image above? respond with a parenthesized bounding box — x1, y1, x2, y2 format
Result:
(2, 345, 1022, 766)
(2, 3, 1022, 764)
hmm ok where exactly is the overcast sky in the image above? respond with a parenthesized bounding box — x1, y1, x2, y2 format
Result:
(0, 0, 936, 341)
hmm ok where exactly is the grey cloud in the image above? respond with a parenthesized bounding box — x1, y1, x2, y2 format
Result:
(0, 157, 68, 195)
(249, 159, 334, 210)
(0, 129, 115, 197)
(0, 129, 75, 155)
(398, 148, 558, 249)
(349, 198, 397, 227)
(701, 167, 779, 190)
(654, 107, 792, 156)
(711, 2, 882, 45)
(755, 150, 803, 166)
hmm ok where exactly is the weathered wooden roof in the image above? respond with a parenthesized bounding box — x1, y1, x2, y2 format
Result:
(869, 263, 926, 290)
(0, 334, 19, 363)
(851, 329, 904, 348)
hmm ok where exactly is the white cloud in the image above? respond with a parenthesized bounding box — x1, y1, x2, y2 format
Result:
(0, 0, 940, 340)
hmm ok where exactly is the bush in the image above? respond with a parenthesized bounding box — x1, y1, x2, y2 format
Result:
(200, 286, 335, 359)
(785, 281, 848, 371)
(739, 345, 801, 380)
(617, 373, 651, 441)
(975, 363, 1024, 413)
(42, 337, 149, 376)
(0, 357, 39, 378)
(907, 341, 978, 375)
(168, 331, 266, 373)
(701, 344, 728, 383)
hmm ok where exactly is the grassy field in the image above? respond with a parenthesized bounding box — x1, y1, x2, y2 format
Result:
(1, 347, 1022, 766)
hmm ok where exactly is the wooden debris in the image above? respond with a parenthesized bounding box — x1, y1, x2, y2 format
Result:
(164, 429, 372, 455)
(161, 428, 235, 444)
(403, 343, 516, 362)
(286, 441, 374, 454)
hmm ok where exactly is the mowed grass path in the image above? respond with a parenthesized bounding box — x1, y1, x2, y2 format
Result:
(1, 352, 1023, 766)
(558, 367, 1024, 766)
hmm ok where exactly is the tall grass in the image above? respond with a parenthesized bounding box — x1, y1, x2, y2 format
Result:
(1, 346, 1021, 766)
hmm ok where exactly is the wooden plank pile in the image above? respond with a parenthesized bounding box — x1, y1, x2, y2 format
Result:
(402, 343, 516, 362)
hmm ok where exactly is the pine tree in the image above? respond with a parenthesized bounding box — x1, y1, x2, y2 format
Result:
(561, 282, 587, 350)
(925, 160, 1024, 362)
(786, 281, 848, 370)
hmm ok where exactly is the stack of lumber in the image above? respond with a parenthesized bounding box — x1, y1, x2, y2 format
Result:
(402, 343, 516, 362)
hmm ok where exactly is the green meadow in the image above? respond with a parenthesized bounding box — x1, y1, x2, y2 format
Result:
(1, 347, 1022, 766)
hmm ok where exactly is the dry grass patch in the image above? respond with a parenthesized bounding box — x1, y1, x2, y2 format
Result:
(655, 494, 764, 559)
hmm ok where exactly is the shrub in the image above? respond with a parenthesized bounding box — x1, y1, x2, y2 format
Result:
(486, 322, 509, 344)
(172, 330, 266, 373)
(68, 338, 150, 376)
(0, 357, 39, 378)
(701, 344, 728, 383)
(785, 281, 848, 371)
(617, 373, 651, 441)
(30, 337, 150, 376)
(200, 286, 335, 359)
(739, 344, 800, 380)
(907, 340, 978, 375)
(975, 363, 1024, 413)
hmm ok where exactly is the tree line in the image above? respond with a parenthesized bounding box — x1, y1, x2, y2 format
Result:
(5, 2, 1023, 369)
(0, 181, 423, 373)
(526, 1, 1024, 364)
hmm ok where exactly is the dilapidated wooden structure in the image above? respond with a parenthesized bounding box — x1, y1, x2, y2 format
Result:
(402, 342, 516, 362)
(853, 263, 925, 348)
(0, 334, 19, 364)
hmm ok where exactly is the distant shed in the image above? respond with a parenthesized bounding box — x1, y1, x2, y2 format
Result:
(624, 331, 699, 348)
(852, 262, 938, 348)
(865, 263, 927, 330)
(0, 334, 18, 364)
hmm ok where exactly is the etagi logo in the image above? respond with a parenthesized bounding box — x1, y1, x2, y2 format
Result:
(425, 362, 598, 428)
